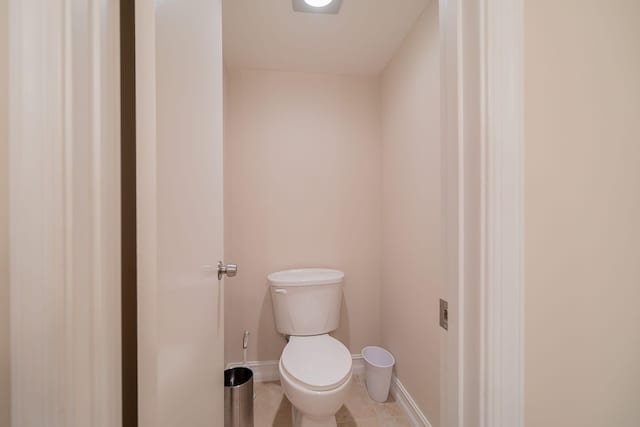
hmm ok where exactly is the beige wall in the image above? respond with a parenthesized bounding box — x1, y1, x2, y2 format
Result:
(0, 0, 9, 422)
(224, 69, 382, 363)
(525, 1, 640, 426)
(380, 3, 440, 425)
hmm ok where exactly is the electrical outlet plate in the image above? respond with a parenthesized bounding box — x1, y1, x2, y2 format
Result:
(440, 299, 448, 330)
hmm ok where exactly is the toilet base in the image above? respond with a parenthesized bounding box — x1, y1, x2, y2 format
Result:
(292, 406, 337, 427)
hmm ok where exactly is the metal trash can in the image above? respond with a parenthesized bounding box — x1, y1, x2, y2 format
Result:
(224, 367, 254, 427)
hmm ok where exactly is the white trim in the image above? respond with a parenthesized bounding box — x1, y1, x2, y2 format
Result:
(9, 0, 121, 425)
(390, 376, 433, 427)
(226, 354, 367, 383)
(440, 0, 525, 426)
(439, 0, 464, 426)
(226, 360, 280, 382)
(227, 356, 432, 427)
(351, 354, 366, 376)
(135, 1, 159, 425)
(480, 0, 525, 426)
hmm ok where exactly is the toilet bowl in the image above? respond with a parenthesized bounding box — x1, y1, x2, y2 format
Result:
(268, 268, 351, 427)
(279, 335, 352, 427)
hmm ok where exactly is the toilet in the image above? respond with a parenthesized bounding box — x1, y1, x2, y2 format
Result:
(268, 268, 352, 427)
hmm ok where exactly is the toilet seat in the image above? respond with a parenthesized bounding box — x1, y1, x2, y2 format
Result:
(281, 335, 352, 392)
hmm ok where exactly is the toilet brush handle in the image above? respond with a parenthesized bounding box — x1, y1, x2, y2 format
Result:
(242, 330, 249, 350)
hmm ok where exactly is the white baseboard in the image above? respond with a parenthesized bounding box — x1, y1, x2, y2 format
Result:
(226, 354, 365, 382)
(351, 353, 365, 376)
(226, 359, 280, 382)
(390, 375, 432, 427)
(227, 355, 431, 427)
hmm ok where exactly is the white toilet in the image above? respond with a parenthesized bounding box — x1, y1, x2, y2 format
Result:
(268, 268, 352, 427)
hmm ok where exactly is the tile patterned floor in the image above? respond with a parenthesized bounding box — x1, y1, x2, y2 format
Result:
(254, 374, 412, 427)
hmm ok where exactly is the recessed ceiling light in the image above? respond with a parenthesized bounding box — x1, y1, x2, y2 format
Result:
(293, 0, 342, 14)
(304, 0, 333, 6)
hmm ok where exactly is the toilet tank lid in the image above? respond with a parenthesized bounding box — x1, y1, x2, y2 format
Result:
(267, 268, 344, 286)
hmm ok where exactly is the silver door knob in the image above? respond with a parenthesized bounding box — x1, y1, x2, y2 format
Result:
(217, 261, 238, 280)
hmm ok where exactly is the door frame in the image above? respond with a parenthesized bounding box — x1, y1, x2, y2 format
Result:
(7, 0, 122, 425)
(130, 0, 526, 424)
(440, 0, 525, 426)
(133, 0, 159, 424)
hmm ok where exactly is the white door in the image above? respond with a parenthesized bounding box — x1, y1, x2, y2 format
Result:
(136, 1, 226, 426)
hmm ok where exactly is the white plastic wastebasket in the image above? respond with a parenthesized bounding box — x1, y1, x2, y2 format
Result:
(362, 346, 395, 403)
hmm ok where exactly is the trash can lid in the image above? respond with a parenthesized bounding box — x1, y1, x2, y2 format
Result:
(281, 335, 352, 391)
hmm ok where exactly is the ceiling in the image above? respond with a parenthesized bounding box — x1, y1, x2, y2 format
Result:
(222, 0, 430, 75)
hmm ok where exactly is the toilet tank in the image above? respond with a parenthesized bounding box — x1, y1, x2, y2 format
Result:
(268, 268, 344, 336)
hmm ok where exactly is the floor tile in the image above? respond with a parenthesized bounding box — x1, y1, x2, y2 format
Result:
(252, 374, 413, 427)
(378, 417, 413, 427)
